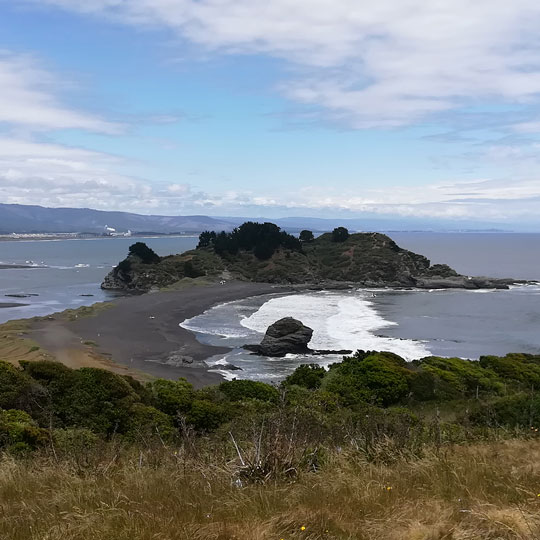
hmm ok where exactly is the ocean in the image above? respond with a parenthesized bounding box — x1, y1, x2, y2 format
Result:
(1, 232, 539, 382)
(0, 236, 199, 323)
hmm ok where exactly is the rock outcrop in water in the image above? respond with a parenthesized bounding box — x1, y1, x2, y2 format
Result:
(244, 317, 352, 357)
(245, 317, 313, 357)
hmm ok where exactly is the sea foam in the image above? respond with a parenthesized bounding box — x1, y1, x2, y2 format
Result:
(240, 292, 430, 360)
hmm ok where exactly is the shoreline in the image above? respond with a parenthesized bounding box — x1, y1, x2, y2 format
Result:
(26, 281, 290, 387)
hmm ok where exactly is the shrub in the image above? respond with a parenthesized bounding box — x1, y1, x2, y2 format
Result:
(219, 380, 279, 403)
(125, 403, 176, 441)
(52, 428, 100, 455)
(0, 361, 37, 411)
(62, 368, 139, 435)
(284, 364, 326, 389)
(187, 400, 228, 431)
(479, 353, 540, 388)
(0, 409, 48, 450)
(469, 393, 540, 428)
(148, 378, 194, 417)
(418, 356, 503, 399)
(324, 352, 411, 407)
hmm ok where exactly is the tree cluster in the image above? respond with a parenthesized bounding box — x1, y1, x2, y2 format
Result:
(197, 221, 302, 260)
(128, 242, 160, 264)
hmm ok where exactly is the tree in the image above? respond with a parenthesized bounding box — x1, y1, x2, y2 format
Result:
(299, 230, 314, 243)
(331, 227, 349, 242)
(197, 231, 216, 248)
(128, 242, 160, 264)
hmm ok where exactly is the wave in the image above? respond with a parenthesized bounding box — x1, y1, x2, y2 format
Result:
(240, 292, 430, 360)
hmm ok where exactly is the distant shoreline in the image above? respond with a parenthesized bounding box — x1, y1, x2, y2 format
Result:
(0, 234, 199, 242)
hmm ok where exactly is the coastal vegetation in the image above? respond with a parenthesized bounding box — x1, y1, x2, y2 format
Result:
(102, 220, 519, 292)
(2, 351, 540, 537)
(103, 220, 489, 291)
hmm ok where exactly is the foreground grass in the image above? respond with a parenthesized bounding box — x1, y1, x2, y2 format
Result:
(2, 439, 540, 539)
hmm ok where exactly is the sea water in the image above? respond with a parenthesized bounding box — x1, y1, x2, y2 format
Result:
(1, 232, 540, 382)
(179, 232, 540, 381)
(0, 236, 199, 323)
(180, 284, 540, 381)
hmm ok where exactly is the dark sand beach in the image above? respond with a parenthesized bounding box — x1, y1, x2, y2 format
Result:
(29, 281, 288, 387)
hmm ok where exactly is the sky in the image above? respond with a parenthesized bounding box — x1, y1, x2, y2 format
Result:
(1, 1, 540, 228)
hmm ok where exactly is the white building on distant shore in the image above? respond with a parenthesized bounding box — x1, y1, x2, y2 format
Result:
(104, 225, 132, 237)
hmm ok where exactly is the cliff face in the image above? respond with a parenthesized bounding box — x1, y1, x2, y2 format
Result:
(101, 232, 516, 292)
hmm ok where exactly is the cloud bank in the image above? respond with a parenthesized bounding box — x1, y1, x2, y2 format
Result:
(1, 138, 537, 223)
(1, 1, 539, 226)
(31, 0, 540, 128)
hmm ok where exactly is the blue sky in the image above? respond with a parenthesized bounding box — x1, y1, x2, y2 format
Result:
(1, 1, 540, 228)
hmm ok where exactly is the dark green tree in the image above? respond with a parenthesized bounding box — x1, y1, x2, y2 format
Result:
(299, 230, 314, 243)
(128, 242, 160, 264)
(197, 231, 217, 248)
(331, 227, 349, 242)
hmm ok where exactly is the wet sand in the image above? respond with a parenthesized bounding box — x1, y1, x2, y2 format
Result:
(29, 281, 289, 387)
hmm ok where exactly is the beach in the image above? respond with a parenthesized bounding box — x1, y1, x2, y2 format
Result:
(26, 281, 289, 387)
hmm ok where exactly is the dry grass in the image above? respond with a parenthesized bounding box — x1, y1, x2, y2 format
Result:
(2, 439, 540, 539)
(0, 319, 53, 366)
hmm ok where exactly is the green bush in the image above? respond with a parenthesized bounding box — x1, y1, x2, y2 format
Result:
(0, 361, 37, 411)
(331, 227, 349, 242)
(62, 368, 139, 435)
(52, 427, 100, 455)
(284, 364, 326, 389)
(469, 393, 540, 428)
(479, 353, 540, 388)
(219, 380, 279, 403)
(418, 356, 503, 399)
(299, 230, 314, 243)
(125, 404, 175, 441)
(0, 409, 48, 450)
(187, 400, 228, 431)
(148, 378, 194, 417)
(324, 352, 411, 407)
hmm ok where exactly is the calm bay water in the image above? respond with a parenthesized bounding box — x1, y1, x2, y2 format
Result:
(0, 236, 198, 323)
(1, 232, 539, 381)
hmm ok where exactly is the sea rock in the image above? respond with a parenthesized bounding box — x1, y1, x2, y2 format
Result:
(101, 270, 129, 290)
(245, 317, 313, 357)
(244, 317, 353, 357)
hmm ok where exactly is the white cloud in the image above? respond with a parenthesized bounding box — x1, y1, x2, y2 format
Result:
(0, 51, 121, 133)
(1, 138, 537, 221)
(30, 0, 540, 128)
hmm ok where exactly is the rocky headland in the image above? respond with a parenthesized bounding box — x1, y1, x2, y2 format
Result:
(101, 223, 524, 293)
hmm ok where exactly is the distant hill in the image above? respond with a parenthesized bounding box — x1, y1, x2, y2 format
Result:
(0, 204, 235, 234)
